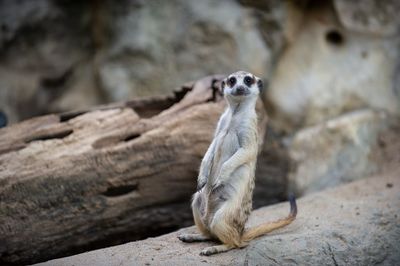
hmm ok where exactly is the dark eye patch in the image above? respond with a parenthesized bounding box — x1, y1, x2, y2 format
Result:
(244, 76, 254, 86)
(227, 76, 236, 87)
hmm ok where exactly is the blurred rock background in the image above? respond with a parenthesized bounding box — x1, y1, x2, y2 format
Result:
(0, 0, 284, 123)
(1, 0, 400, 262)
(1, 0, 399, 193)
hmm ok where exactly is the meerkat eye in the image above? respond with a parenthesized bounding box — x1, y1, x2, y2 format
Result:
(228, 77, 236, 87)
(244, 76, 253, 86)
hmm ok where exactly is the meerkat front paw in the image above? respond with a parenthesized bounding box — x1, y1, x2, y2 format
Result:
(197, 178, 207, 191)
(211, 181, 225, 192)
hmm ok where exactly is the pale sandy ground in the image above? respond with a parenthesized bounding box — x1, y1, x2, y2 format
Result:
(36, 168, 400, 266)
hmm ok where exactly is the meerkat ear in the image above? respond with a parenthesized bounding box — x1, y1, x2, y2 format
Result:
(257, 79, 264, 93)
(220, 79, 226, 95)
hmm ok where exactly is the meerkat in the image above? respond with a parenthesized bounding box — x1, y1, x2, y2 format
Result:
(178, 71, 297, 256)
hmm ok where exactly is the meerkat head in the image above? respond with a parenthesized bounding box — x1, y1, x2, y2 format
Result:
(220, 71, 263, 102)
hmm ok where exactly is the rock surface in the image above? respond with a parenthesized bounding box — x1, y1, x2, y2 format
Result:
(268, 1, 400, 129)
(334, 0, 400, 36)
(287, 109, 397, 195)
(97, 0, 283, 101)
(0, 0, 99, 123)
(36, 171, 400, 266)
(0, 0, 285, 124)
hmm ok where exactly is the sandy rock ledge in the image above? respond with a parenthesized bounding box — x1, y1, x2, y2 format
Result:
(36, 171, 400, 266)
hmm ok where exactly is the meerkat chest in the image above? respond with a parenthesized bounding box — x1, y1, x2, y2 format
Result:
(215, 129, 239, 158)
(213, 120, 244, 162)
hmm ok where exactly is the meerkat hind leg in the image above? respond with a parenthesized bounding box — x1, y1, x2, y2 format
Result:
(192, 192, 211, 236)
(178, 234, 210, 243)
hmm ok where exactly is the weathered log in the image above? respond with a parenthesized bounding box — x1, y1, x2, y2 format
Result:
(0, 75, 269, 265)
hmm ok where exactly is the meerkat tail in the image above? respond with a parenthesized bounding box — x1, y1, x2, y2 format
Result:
(242, 194, 297, 242)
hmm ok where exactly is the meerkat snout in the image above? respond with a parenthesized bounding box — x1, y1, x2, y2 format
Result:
(233, 85, 247, 96)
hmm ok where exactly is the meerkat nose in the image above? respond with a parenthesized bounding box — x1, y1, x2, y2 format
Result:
(235, 86, 246, 95)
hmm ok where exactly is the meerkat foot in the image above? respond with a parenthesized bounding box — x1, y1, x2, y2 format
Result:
(178, 234, 210, 243)
(200, 245, 233, 256)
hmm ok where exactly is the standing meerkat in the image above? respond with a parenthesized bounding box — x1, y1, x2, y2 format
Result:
(178, 71, 297, 256)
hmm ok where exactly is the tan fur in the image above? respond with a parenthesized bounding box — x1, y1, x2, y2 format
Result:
(178, 71, 297, 255)
(242, 217, 295, 242)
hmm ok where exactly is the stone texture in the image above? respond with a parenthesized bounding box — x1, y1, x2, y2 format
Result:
(2, 0, 399, 129)
(97, 0, 283, 101)
(267, 1, 400, 129)
(287, 109, 397, 195)
(334, 0, 400, 36)
(0, 0, 100, 123)
(36, 171, 400, 266)
(0, 0, 285, 124)
(245, 171, 400, 266)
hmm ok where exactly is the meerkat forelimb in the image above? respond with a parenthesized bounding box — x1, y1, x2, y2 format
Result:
(178, 71, 297, 255)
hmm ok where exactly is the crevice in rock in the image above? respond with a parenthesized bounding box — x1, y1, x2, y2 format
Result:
(123, 133, 141, 142)
(325, 29, 344, 46)
(126, 87, 193, 118)
(59, 111, 87, 122)
(0, 110, 8, 128)
(102, 184, 139, 197)
(327, 243, 339, 266)
(92, 132, 142, 149)
(40, 68, 72, 89)
(265, 254, 279, 264)
(25, 129, 73, 143)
